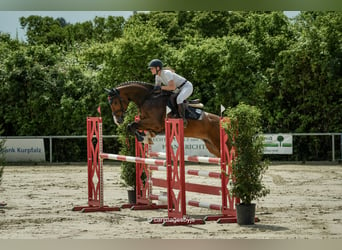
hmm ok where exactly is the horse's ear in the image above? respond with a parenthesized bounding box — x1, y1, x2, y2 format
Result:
(104, 87, 119, 96)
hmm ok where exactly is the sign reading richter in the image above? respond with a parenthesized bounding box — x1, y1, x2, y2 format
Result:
(152, 134, 294, 156)
(1, 139, 46, 162)
(263, 134, 293, 155)
(151, 136, 214, 157)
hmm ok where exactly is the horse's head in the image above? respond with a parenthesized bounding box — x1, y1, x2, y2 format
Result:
(105, 88, 128, 126)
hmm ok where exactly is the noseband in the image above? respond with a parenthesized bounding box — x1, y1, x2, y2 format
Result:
(108, 88, 126, 118)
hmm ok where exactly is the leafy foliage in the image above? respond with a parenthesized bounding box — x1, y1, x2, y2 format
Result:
(223, 103, 270, 205)
(0, 11, 341, 162)
(20, 15, 125, 46)
(116, 103, 138, 188)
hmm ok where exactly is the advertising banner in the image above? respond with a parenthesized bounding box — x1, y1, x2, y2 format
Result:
(1, 139, 46, 162)
(152, 134, 294, 156)
(151, 136, 214, 157)
(263, 134, 293, 154)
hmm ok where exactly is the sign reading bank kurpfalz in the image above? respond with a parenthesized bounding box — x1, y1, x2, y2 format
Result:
(1, 139, 46, 162)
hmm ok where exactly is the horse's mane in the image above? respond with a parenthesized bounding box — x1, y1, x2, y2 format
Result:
(117, 81, 154, 90)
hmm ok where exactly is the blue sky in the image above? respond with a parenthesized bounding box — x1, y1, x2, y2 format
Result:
(0, 11, 299, 42)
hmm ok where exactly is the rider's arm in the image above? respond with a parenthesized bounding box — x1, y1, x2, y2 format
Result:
(155, 75, 161, 86)
(161, 80, 176, 91)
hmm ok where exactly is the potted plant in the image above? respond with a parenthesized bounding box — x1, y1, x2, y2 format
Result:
(117, 103, 138, 204)
(120, 161, 136, 204)
(223, 102, 270, 225)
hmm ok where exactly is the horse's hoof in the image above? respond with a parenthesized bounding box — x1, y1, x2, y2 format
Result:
(127, 123, 137, 134)
(135, 132, 144, 142)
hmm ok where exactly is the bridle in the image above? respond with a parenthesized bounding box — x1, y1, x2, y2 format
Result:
(107, 88, 126, 119)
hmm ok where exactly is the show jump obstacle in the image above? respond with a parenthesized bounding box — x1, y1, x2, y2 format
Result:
(72, 117, 121, 212)
(73, 116, 239, 226)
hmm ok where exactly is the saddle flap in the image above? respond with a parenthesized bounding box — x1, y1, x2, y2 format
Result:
(189, 103, 204, 109)
(187, 99, 204, 109)
(188, 99, 201, 104)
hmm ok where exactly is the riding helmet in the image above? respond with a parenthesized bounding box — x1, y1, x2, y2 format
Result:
(148, 59, 163, 69)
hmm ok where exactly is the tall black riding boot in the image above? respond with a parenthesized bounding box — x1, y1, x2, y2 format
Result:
(177, 103, 188, 128)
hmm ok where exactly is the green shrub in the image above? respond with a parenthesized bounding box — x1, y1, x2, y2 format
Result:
(117, 103, 138, 189)
(223, 102, 270, 205)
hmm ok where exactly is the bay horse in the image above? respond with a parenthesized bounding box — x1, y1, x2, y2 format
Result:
(105, 81, 221, 157)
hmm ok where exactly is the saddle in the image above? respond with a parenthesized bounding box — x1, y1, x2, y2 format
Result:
(151, 90, 204, 120)
(167, 93, 204, 120)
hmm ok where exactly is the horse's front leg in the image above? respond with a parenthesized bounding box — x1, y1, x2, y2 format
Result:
(127, 122, 145, 142)
(127, 121, 138, 134)
(127, 118, 162, 143)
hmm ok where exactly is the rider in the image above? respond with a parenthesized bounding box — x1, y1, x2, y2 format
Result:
(148, 59, 193, 127)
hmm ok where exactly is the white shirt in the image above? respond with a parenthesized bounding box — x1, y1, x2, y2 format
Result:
(155, 70, 186, 88)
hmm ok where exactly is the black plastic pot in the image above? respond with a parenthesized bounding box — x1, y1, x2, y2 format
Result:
(127, 189, 136, 204)
(236, 203, 256, 225)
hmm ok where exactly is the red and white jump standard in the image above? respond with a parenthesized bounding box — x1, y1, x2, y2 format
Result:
(73, 116, 240, 226)
(72, 117, 120, 213)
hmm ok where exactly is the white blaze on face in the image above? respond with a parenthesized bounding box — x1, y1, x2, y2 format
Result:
(113, 115, 120, 126)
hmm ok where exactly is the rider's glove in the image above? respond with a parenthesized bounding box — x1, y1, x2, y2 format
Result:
(153, 85, 161, 93)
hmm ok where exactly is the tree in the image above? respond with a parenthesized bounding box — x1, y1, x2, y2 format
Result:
(93, 16, 125, 42)
(273, 12, 342, 133)
(216, 36, 268, 109)
(171, 36, 228, 113)
(20, 16, 67, 45)
(0, 11, 341, 163)
(98, 20, 170, 85)
(20, 15, 125, 46)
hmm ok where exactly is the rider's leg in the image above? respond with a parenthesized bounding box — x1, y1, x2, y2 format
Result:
(176, 82, 193, 128)
(177, 103, 187, 128)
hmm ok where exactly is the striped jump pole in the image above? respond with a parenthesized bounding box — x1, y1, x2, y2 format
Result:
(123, 116, 168, 210)
(74, 115, 239, 225)
(148, 117, 239, 226)
(100, 153, 166, 166)
(149, 118, 218, 226)
(150, 194, 222, 211)
(149, 165, 221, 179)
(130, 118, 188, 216)
(150, 152, 221, 164)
